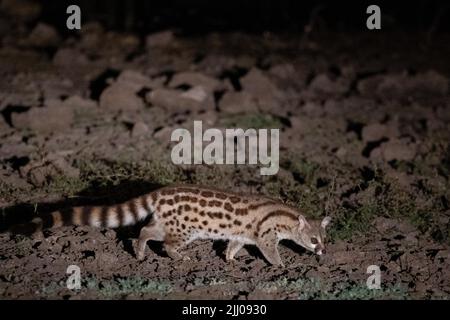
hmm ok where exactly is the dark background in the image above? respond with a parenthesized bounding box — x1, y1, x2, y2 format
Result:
(38, 0, 450, 34)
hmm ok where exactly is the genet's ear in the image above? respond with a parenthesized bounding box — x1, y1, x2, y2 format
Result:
(298, 215, 306, 231)
(321, 216, 331, 229)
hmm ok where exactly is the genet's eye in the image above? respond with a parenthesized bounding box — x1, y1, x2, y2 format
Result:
(310, 237, 318, 244)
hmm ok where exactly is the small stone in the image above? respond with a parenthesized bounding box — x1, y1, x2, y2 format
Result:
(99, 82, 144, 111)
(180, 86, 208, 102)
(382, 139, 417, 162)
(219, 91, 258, 114)
(169, 72, 223, 94)
(131, 121, 149, 138)
(153, 126, 175, 143)
(0, 0, 41, 23)
(116, 70, 153, 92)
(309, 73, 349, 97)
(24, 22, 60, 48)
(11, 104, 74, 133)
(53, 48, 89, 66)
(62, 95, 97, 109)
(240, 68, 282, 112)
(147, 88, 212, 113)
(362, 123, 389, 142)
(145, 30, 174, 48)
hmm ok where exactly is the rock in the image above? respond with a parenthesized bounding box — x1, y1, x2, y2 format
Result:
(240, 68, 282, 111)
(0, 0, 41, 23)
(359, 70, 448, 100)
(197, 54, 235, 76)
(116, 70, 153, 92)
(11, 104, 74, 133)
(40, 78, 74, 100)
(385, 170, 414, 188)
(145, 30, 174, 49)
(24, 23, 60, 48)
(131, 121, 150, 138)
(362, 123, 398, 142)
(62, 95, 97, 109)
(0, 73, 41, 109)
(268, 63, 305, 90)
(146, 87, 213, 113)
(53, 48, 89, 66)
(153, 126, 175, 143)
(0, 169, 31, 193)
(410, 70, 448, 98)
(302, 101, 324, 117)
(381, 139, 417, 162)
(241, 69, 273, 94)
(78, 22, 104, 50)
(309, 73, 349, 97)
(20, 154, 79, 187)
(169, 72, 223, 94)
(99, 82, 144, 111)
(219, 91, 258, 114)
(180, 86, 209, 102)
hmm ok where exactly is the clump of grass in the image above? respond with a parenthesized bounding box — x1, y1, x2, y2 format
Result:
(43, 175, 89, 197)
(84, 277, 172, 298)
(219, 113, 284, 129)
(193, 277, 228, 287)
(257, 277, 408, 300)
(76, 158, 182, 188)
(286, 159, 320, 185)
(0, 181, 22, 202)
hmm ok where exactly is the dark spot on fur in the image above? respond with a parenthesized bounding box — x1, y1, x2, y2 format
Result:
(235, 208, 248, 216)
(162, 189, 175, 196)
(224, 202, 233, 212)
(209, 200, 222, 207)
(201, 191, 214, 197)
(230, 196, 240, 203)
(215, 193, 227, 200)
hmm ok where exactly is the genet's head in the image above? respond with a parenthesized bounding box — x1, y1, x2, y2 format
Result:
(295, 216, 331, 255)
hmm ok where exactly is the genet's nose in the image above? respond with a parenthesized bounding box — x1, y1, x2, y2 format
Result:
(315, 246, 326, 255)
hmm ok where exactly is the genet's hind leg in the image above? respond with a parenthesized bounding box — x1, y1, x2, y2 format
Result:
(136, 221, 165, 261)
(225, 240, 244, 261)
(164, 235, 190, 261)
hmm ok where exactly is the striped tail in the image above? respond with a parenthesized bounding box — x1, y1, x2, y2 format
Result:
(9, 193, 156, 236)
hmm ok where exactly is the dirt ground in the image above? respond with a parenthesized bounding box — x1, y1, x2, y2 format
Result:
(0, 12, 450, 299)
